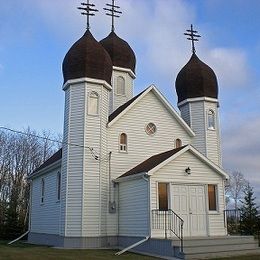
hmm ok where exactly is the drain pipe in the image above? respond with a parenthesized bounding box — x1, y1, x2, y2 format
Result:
(8, 231, 29, 245)
(115, 236, 150, 256)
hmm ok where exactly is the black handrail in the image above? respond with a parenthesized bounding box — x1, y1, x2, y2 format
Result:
(152, 209, 184, 253)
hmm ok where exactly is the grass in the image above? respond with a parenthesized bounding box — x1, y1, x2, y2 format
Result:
(1, 241, 260, 260)
(0, 241, 159, 260)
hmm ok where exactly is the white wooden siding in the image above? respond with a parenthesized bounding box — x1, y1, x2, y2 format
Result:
(119, 178, 149, 236)
(106, 91, 192, 235)
(190, 102, 207, 156)
(204, 102, 221, 166)
(150, 151, 226, 237)
(31, 167, 61, 234)
(179, 103, 191, 127)
(110, 70, 134, 113)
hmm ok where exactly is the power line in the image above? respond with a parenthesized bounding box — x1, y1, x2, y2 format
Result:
(0, 126, 100, 160)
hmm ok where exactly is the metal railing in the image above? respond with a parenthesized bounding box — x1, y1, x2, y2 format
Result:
(152, 209, 184, 252)
(224, 209, 241, 235)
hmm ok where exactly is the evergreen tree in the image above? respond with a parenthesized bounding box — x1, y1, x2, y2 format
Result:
(239, 183, 259, 235)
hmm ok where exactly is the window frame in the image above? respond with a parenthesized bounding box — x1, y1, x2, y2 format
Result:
(88, 91, 99, 116)
(116, 76, 126, 96)
(208, 184, 218, 212)
(158, 182, 169, 211)
(175, 138, 182, 148)
(56, 171, 61, 202)
(41, 178, 45, 204)
(119, 133, 127, 153)
(208, 109, 216, 130)
(145, 123, 157, 136)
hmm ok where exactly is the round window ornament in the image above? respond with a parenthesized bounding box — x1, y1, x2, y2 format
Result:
(145, 123, 157, 135)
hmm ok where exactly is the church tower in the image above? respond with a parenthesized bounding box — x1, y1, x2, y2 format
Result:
(175, 25, 222, 166)
(61, 2, 113, 239)
(100, 0, 136, 113)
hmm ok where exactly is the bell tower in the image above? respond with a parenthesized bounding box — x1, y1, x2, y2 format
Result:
(175, 25, 222, 166)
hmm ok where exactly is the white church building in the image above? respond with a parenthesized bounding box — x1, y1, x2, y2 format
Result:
(27, 2, 259, 259)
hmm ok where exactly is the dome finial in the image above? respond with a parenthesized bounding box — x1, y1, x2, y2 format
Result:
(184, 24, 201, 54)
(78, 1, 99, 31)
(104, 0, 122, 32)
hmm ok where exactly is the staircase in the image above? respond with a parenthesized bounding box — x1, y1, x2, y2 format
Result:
(172, 236, 260, 259)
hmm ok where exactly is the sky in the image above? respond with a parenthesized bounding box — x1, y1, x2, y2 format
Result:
(1, 0, 260, 199)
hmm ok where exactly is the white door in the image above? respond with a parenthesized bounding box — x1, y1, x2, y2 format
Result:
(171, 184, 207, 237)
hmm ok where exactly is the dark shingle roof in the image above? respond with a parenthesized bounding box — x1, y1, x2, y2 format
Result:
(62, 30, 113, 85)
(100, 31, 136, 73)
(108, 88, 147, 123)
(31, 149, 62, 175)
(118, 146, 187, 179)
(175, 53, 218, 103)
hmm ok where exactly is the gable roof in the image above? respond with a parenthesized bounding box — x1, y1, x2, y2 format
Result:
(116, 145, 229, 181)
(119, 146, 187, 179)
(108, 88, 147, 122)
(28, 149, 62, 179)
(107, 85, 195, 137)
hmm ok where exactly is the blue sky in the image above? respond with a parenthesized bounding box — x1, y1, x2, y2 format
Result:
(1, 0, 260, 198)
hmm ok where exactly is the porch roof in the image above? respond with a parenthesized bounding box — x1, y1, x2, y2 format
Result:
(118, 146, 187, 179)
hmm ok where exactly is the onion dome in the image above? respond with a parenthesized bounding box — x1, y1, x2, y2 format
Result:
(100, 31, 136, 73)
(62, 30, 113, 85)
(175, 53, 218, 104)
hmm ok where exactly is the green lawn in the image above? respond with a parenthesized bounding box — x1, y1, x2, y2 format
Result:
(1, 241, 260, 260)
(0, 241, 158, 260)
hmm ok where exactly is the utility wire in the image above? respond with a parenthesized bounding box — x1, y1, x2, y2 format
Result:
(0, 126, 101, 160)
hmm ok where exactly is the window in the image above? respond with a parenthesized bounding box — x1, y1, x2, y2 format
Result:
(57, 171, 61, 201)
(208, 184, 217, 211)
(145, 123, 157, 135)
(88, 91, 99, 115)
(208, 110, 215, 130)
(119, 133, 127, 152)
(41, 178, 45, 204)
(158, 183, 169, 211)
(175, 138, 182, 148)
(116, 76, 125, 95)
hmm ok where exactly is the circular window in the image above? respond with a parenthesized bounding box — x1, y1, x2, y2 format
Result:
(145, 123, 157, 135)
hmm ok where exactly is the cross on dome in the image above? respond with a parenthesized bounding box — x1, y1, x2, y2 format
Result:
(104, 0, 122, 32)
(78, 1, 99, 30)
(184, 24, 201, 54)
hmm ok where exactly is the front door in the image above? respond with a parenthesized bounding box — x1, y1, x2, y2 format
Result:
(171, 184, 207, 237)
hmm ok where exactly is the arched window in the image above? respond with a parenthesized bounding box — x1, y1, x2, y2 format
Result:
(119, 133, 127, 152)
(175, 138, 182, 148)
(88, 91, 99, 115)
(41, 178, 45, 204)
(208, 110, 215, 129)
(57, 171, 61, 201)
(116, 76, 125, 95)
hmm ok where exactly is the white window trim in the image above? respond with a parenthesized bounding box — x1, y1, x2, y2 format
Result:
(56, 171, 61, 202)
(145, 123, 157, 136)
(207, 184, 219, 213)
(119, 133, 128, 153)
(88, 91, 100, 116)
(207, 109, 216, 130)
(115, 76, 126, 96)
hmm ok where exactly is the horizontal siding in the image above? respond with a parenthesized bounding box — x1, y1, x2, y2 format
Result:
(31, 167, 61, 235)
(179, 103, 190, 127)
(190, 102, 206, 155)
(119, 178, 149, 236)
(150, 150, 225, 236)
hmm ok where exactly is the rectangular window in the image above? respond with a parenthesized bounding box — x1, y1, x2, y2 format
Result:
(208, 184, 217, 211)
(158, 183, 169, 211)
(41, 178, 45, 204)
(57, 172, 61, 201)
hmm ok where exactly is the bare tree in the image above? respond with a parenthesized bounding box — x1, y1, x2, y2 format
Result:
(225, 171, 247, 210)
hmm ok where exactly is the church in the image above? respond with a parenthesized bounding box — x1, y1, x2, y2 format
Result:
(27, 1, 257, 259)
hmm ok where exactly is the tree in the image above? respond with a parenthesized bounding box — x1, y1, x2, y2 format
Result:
(239, 183, 259, 235)
(225, 171, 247, 209)
(0, 127, 61, 239)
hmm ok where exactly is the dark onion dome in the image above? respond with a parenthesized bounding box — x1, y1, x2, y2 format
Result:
(62, 30, 113, 85)
(100, 31, 136, 73)
(175, 53, 218, 103)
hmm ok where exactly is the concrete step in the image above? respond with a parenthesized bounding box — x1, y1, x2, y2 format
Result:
(172, 236, 256, 247)
(184, 248, 260, 259)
